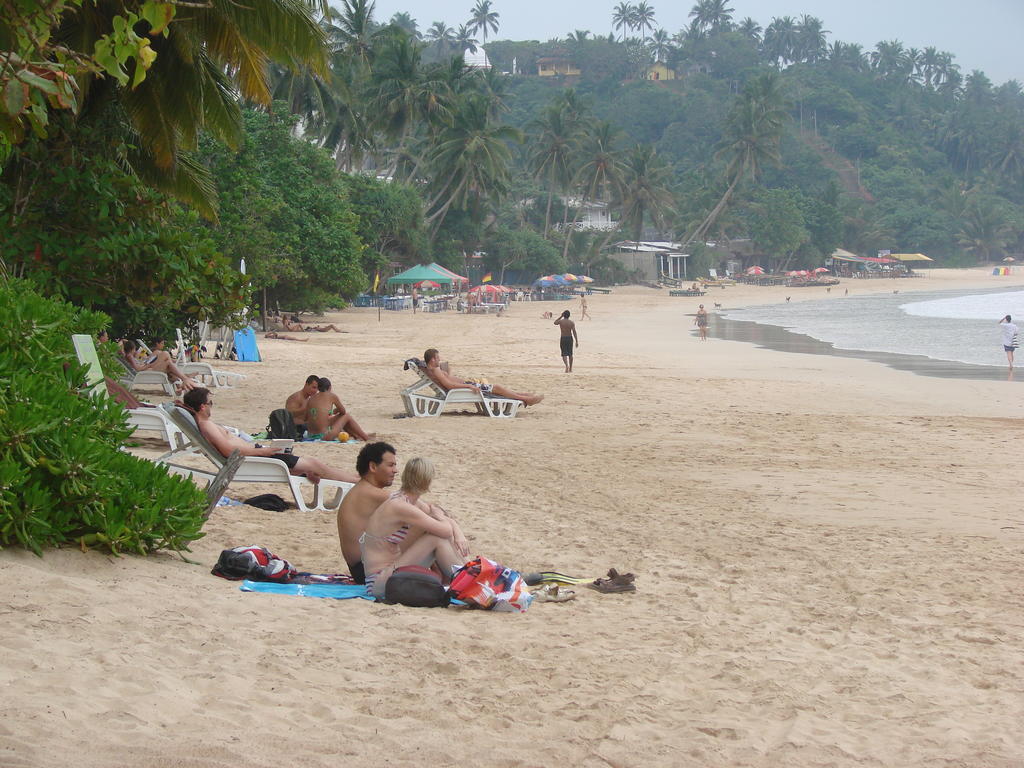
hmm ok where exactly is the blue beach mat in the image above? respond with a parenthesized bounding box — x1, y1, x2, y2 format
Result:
(240, 580, 374, 600)
(233, 327, 261, 362)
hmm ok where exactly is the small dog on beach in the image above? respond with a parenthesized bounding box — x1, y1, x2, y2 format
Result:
(785, 296, 791, 302)
(713, 302, 722, 309)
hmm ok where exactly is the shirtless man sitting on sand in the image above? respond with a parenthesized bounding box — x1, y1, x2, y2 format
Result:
(338, 443, 469, 585)
(423, 348, 543, 406)
(305, 377, 373, 441)
(285, 374, 320, 438)
(183, 388, 358, 485)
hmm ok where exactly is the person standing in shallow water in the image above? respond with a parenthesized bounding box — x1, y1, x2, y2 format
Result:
(999, 315, 1018, 368)
(554, 310, 578, 372)
(694, 304, 709, 341)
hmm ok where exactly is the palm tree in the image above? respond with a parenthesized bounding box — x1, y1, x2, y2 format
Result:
(689, 0, 734, 35)
(871, 40, 914, 83)
(687, 71, 789, 243)
(957, 198, 1013, 261)
(612, 2, 636, 41)
(649, 29, 673, 63)
(389, 12, 419, 39)
(528, 101, 582, 236)
(918, 46, 942, 89)
(333, 0, 379, 70)
(563, 121, 623, 259)
(795, 15, 828, 63)
(827, 41, 866, 71)
(426, 21, 456, 58)
(615, 144, 675, 241)
(736, 17, 762, 44)
(52, 0, 330, 215)
(993, 121, 1024, 184)
(763, 16, 798, 66)
(633, 1, 656, 41)
(424, 94, 521, 234)
(455, 24, 479, 54)
(468, 0, 500, 45)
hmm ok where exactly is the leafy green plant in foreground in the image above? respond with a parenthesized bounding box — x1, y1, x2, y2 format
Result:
(0, 279, 207, 555)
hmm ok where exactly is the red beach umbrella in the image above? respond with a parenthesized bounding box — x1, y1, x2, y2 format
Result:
(415, 280, 442, 289)
(746, 266, 765, 275)
(469, 284, 502, 294)
(813, 267, 829, 273)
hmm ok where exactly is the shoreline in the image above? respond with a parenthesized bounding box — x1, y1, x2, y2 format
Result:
(708, 314, 1022, 382)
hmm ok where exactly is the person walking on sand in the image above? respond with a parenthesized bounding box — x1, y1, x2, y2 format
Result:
(1000, 315, 1018, 368)
(579, 294, 591, 320)
(554, 310, 579, 372)
(694, 304, 709, 341)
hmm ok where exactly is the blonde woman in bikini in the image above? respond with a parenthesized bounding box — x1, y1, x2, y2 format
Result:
(360, 458, 468, 599)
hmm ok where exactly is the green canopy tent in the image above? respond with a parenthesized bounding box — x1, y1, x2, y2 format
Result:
(386, 264, 454, 287)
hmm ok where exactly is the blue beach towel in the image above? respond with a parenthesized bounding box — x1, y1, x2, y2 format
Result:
(233, 327, 261, 362)
(240, 580, 374, 600)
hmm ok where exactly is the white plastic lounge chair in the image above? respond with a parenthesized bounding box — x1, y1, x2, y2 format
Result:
(174, 329, 245, 388)
(117, 357, 176, 396)
(156, 404, 352, 513)
(400, 360, 521, 418)
(72, 334, 184, 446)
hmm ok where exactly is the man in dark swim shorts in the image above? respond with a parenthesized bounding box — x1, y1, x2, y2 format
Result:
(183, 388, 359, 485)
(554, 310, 579, 372)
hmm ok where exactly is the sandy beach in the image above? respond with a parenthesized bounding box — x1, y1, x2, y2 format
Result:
(2, 267, 1022, 767)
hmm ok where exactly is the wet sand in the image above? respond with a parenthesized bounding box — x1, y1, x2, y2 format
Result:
(710, 315, 1022, 382)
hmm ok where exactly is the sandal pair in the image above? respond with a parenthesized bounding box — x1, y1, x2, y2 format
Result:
(531, 584, 576, 603)
(588, 568, 636, 594)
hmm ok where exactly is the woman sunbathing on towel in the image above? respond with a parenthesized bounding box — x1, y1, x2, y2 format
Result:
(360, 457, 469, 599)
(121, 339, 198, 392)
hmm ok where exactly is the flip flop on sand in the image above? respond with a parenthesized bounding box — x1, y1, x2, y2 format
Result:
(523, 571, 595, 586)
(531, 584, 576, 603)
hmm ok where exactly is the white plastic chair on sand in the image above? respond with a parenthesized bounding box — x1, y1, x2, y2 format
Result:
(72, 334, 184, 447)
(156, 404, 352, 513)
(400, 360, 521, 419)
(174, 328, 245, 388)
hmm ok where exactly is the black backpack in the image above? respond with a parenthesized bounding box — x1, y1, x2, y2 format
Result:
(267, 408, 297, 439)
(384, 566, 451, 608)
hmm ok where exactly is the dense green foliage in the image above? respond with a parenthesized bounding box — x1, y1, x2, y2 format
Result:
(196, 105, 366, 312)
(0, 280, 208, 555)
(0, 116, 248, 340)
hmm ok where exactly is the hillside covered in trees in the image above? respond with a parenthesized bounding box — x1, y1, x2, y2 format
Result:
(2, 0, 1022, 326)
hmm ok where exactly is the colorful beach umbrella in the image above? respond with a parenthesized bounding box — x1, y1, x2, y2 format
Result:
(470, 284, 502, 294)
(746, 266, 765, 275)
(786, 270, 808, 277)
(578, 275, 594, 283)
(415, 280, 441, 289)
(562, 273, 578, 282)
(813, 267, 830, 273)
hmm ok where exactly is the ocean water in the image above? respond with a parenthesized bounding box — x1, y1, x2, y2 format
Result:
(716, 287, 1024, 370)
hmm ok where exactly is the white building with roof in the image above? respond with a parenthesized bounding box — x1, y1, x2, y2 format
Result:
(606, 240, 691, 282)
(463, 46, 491, 69)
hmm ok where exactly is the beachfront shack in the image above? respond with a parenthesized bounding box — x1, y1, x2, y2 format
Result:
(828, 249, 910, 278)
(606, 241, 691, 282)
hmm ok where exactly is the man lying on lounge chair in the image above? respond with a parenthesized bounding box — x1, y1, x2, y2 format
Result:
(121, 339, 198, 392)
(422, 348, 543, 407)
(182, 388, 358, 484)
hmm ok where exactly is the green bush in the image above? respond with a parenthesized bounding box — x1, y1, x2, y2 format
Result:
(0, 279, 207, 555)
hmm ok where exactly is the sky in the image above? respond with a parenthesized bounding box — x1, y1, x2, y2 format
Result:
(365, 0, 1024, 85)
